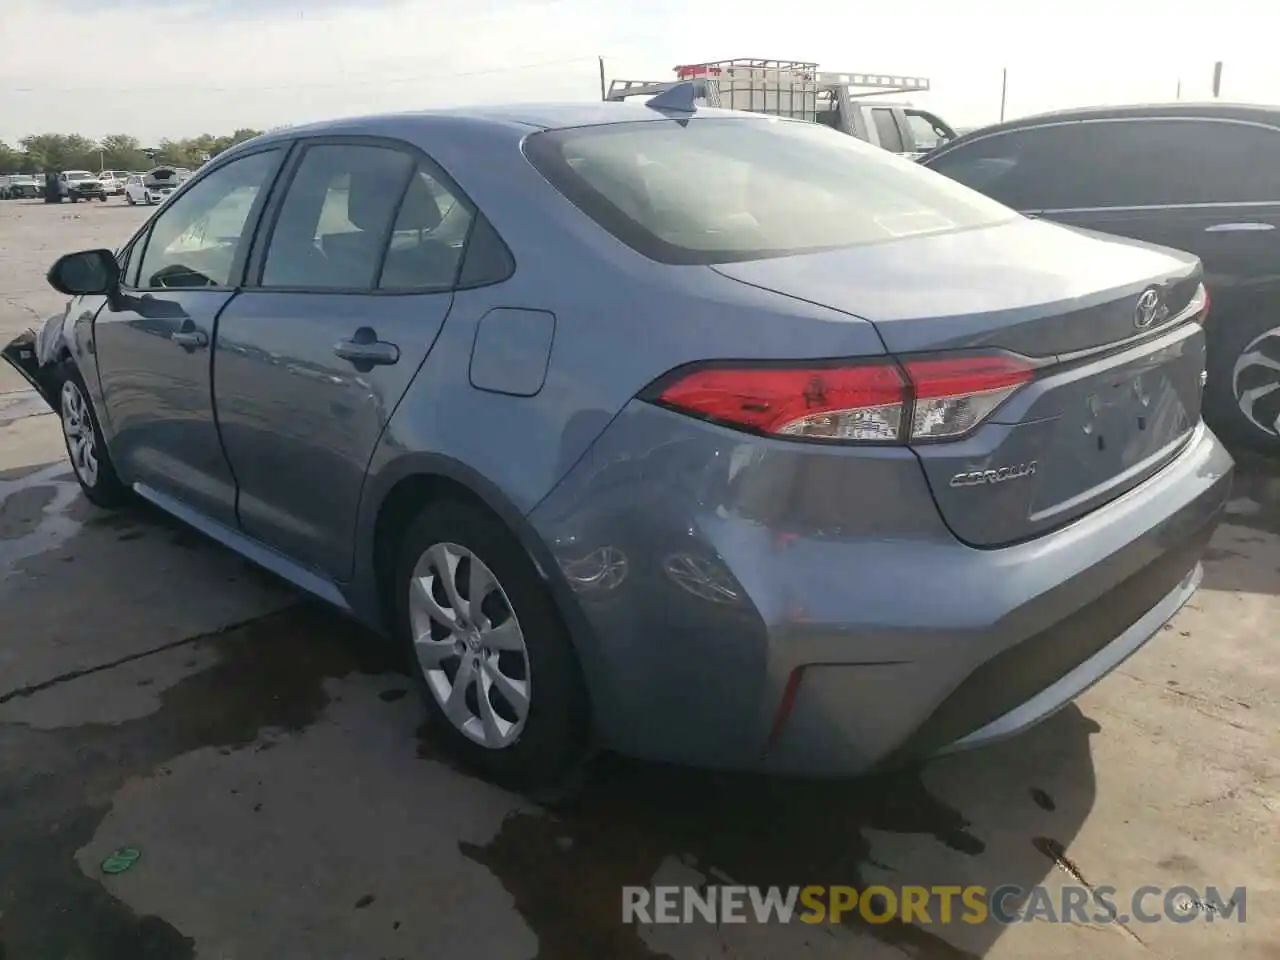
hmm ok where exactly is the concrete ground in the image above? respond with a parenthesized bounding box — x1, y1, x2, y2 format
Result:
(1, 198, 1278, 960)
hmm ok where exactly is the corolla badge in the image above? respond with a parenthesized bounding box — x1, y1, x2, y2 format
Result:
(949, 461, 1038, 487)
(1134, 288, 1165, 329)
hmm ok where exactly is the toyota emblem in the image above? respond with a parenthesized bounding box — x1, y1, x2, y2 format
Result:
(1134, 288, 1163, 329)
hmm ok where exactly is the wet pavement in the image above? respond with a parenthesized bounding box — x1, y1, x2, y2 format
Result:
(2, 200, 1279, 959)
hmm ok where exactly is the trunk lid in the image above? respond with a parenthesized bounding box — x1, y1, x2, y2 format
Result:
(711, 218, 1208, 547)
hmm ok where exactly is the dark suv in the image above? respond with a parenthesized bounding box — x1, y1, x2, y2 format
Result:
(922, 103, 1280, 454)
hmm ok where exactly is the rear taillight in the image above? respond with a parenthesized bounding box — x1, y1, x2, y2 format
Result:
(647, 354, 1034, 444)
(903, 355, 1034, 440)
(1192, 283, 1210, 324)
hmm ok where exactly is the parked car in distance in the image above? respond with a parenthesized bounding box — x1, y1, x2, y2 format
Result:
(124, 173, 174, 206)
(59, 170, 107, 202)
(3, 103, 1231, 789)
(922, 102, 1280, 453)
(97, 171, 126, 195)
(1, 175, 42, 199)
(128, 166, 188, 206)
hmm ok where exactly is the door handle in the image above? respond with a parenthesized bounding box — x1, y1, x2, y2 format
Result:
(170, 329, 208, 349)
(1204, 222, 1275, 232)
(334, 327, 399, 367)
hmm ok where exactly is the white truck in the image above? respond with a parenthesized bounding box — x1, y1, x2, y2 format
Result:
(606, 59, 959, 159)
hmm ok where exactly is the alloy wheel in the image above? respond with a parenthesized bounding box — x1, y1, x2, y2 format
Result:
(407, 541, 531, 749)
(60, 379, 99, 488)
(1231, 325, 1280, 440)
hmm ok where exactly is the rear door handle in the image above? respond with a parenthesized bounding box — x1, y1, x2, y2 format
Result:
(1204, 222, 1275, 232)
(334, 327, 400, 366)
(170, 329, 208, 349)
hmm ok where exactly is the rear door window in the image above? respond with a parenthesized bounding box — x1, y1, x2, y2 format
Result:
(1061, 118, 1280, 206)
(261, 143, 413, 290)
(929, 118, 1280, 211)
(377, 164, 474, 290)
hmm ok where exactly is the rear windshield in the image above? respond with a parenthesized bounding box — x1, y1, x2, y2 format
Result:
(524, 117, 1017, 265)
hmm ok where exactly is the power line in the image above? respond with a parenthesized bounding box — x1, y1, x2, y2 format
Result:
(8, 55, 599, 95)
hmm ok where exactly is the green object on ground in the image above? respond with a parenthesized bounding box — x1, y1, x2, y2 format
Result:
(100, 847, 142, 874)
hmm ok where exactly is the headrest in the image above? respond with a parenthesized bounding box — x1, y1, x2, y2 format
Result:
(347, 170, 441, 232)
(395, 174, 443, 232)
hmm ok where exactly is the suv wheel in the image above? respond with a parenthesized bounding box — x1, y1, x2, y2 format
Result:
(1207, 313, 1280, 454)
(58, 363, 128, 508)
(395, 500, 589, 789)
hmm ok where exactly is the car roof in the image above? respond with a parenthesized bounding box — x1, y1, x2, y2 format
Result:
(941, 101, 1280, 148)
(240, 100, 756, 147)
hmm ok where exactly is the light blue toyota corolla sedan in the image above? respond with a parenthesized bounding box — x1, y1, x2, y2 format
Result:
(3, 92, 1231, 788)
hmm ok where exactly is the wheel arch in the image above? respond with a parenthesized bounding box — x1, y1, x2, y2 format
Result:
(356, 453, 602, 717)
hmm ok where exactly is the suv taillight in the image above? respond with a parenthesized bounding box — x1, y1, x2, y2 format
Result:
(646, 354, 1034, 444)
(1192, 283, 1210, 325)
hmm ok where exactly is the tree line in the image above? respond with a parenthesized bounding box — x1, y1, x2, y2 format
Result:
(0, 130, 266, 175)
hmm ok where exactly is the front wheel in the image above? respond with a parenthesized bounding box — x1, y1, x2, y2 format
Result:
(395, 500, 589, 790)
(126, 195, 135, 205)
(58, 363, 129, 508)
(98, 195, 107, 202)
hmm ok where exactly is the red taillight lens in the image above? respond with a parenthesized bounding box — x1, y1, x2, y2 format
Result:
(650, 353, 1035, 443)
(903, 355, 1035, 440)
(654, 364, 908, 442)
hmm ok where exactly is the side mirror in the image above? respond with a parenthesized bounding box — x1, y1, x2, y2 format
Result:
(47, 249, 119, 296)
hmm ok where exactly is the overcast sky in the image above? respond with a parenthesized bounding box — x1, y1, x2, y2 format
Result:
(3, 0, 1279, 143)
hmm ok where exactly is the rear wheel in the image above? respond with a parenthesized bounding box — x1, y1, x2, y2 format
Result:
(1206, 312, 1280, 454)
(394, 500, 589, 789)
(58, 363, 128, 508)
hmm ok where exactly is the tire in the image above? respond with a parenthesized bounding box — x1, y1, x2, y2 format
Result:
(1205, 311, 1280, 455)
(394, 500, 589, 790)
(98, 195, 107, 202)
(69, 195, 78, 203)
(126, 195, 135, 205)
(56, 362, 129, 508)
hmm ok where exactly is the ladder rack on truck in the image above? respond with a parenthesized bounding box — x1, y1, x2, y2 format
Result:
(605, 58, 957, 158)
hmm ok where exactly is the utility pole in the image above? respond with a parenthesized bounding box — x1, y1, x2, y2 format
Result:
(1176, 78, 1182, 100)
(999, 67, 1008, 122)
(1212, 61, 1223, 97)
(598, 56, 607, 101)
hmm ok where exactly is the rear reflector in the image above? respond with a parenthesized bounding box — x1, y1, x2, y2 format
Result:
(649, 353, 1035, 443)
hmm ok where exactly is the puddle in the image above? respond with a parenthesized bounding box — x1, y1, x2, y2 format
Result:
(460, 747, 1009, 959)
(0, 603, 402, 959)
(0, 461, 85, 578)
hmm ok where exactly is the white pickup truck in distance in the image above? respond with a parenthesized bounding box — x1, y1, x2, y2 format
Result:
(607, 59, 959, 159)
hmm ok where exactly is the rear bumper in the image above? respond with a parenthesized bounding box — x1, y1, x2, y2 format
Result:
(528, 403, 1232, 775)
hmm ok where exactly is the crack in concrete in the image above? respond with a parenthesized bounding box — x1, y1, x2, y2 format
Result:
(0, 608, 296, 706)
